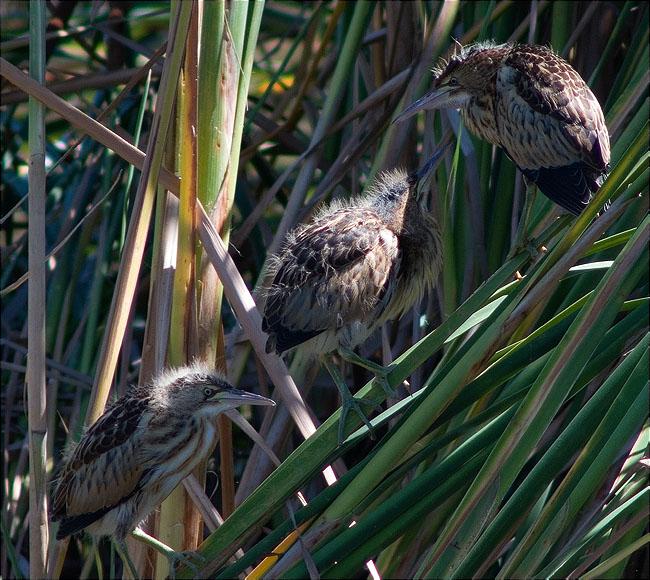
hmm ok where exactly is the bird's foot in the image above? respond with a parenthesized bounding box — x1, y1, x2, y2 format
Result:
(337, 346, 395, 398)
(507, 237, 540, 262)
(167, 550, 207, 579)
(373, 369, 395, 398)
(322, 354, 382, 443)
(130, 528, 207, 579)
(338, 391, 380, 443)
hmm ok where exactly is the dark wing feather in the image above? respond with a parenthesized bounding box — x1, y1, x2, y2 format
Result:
(56, 505, 114, 540)
(263, 207, 397, 354)
(51, 394, 150, 531)
(521, 164, 590, 215)
(507, 45, 610, 171)
(496, 45, 610, 213)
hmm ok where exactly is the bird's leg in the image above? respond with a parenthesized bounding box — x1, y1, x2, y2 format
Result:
(509, 184, 540, 260)
(130, 527, 206, 579)
(113, 539, 140, 580)
(322, 356, 379, 443)
(337, 346, 395, 397)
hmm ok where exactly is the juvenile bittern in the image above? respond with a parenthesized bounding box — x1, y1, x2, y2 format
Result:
(51, 364, 274, 576)
(263, 154, 444, 442)
(396, 41, 610, 247)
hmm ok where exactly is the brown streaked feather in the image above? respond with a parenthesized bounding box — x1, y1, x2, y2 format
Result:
(51, 395, 150, 521)
(432, 41, 609, 214)
(263, 207, 399, 354)
(503, 44, 610, 172)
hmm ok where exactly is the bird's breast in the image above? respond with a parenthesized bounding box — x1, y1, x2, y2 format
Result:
(461, 96, 501, 146)
(380, 213, 442, 323)
(145, 418, 218, 499)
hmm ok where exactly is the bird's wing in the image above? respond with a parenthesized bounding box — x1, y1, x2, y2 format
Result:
(501, 45, 609, 172)
(263, 207, 399, 353)
(51, 395, 151, 524)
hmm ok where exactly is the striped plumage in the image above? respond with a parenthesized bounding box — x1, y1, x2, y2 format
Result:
(263, 169, 442, 359)
(51, 364, 274, 542)
(397, 42, 610, 215)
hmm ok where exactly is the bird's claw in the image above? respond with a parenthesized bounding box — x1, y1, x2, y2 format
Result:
(168, 550, 206, 579)
(374, 372, 395, 398)
(338, 393, 379, 443)
(508, 237, 540, 262)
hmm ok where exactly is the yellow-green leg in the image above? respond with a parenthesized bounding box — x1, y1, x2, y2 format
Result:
(509, 185, 539, 259)
(131, 528, 206, 579)
(338, 346, 395, 397)
(322, 356, 380, 443)
(113, 539, 139, 580)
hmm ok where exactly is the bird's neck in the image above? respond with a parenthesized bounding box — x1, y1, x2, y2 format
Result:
(372, 190, 412, 233)
(460, 93, 500, 146)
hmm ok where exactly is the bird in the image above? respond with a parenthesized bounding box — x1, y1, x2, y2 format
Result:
(395, 41, 610, 249)
(50, 363, 275, 577)
(262, 149, 445, 442)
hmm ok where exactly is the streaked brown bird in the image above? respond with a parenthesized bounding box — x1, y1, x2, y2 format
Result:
(396, 41, 610, 243)
(51, 364, 274, 576)
(262, 152, 444, 442)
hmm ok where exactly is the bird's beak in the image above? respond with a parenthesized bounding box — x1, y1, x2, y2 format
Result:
(218, 389, 276, 407)
(394, 85, 466, 123)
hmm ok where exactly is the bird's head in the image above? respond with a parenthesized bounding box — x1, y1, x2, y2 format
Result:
(150, 363, 275, 418)
(394, 41, 509, 122)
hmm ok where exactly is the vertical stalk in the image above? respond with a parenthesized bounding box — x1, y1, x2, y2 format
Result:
(193, 0, 265, 521)
(215, 0, 265, 518)
(86, 0, 193, 424)
(27, 1, 48, 577)
(155, 2, 200, 576)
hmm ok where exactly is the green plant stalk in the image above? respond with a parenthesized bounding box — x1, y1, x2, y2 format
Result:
(453, 334, 648, 578)
(169, 47, 197, 368)
(27, 1, 49, 578)
(442, 131, 463, 316)
(180, 251, 527, 574)
(222, 0, 265, 233)
(195, 0, 228, 361)
(156, 5, 200, 575)
(529, 121, 648, 288)
(269, 0, 373, 255)
(418, 216, 649, 576)
(543, 472, 649, 578)
(87, 0, 193, 424)
(282, 409, 516, 578)
(196, 0, 224, 211)
(216, 458, 371, 579)
(588, 1, 633, 86)
(500, 362, 649, 576)
(550, 1, 572, 52)
(208, 0, 265, 332)
(582, 533, 650, 580)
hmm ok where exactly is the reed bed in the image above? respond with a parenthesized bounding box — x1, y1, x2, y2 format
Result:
(1, 1, 648, 578)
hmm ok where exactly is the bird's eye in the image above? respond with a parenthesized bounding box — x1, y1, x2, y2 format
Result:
(203, 387, 215, 398)
(448, 77, 458, 86)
